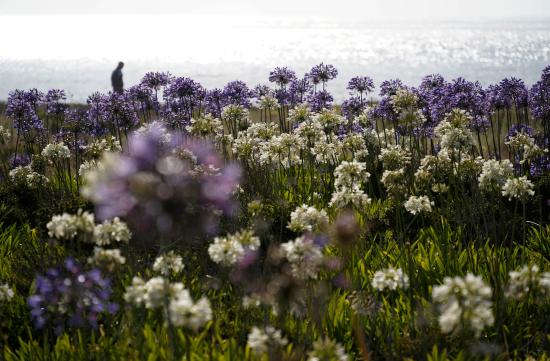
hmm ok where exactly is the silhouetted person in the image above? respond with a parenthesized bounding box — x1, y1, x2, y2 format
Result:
(111, 62, 124, 94)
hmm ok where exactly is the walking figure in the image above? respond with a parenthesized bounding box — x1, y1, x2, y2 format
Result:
(111, 62, 124, 94)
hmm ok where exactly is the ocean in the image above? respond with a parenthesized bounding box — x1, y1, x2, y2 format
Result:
(0, 15, 549, 102)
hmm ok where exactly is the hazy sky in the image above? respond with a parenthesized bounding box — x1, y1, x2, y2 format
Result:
(1, 0, 549, 20)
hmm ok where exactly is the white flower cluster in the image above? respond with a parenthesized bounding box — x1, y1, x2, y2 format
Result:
(330, 160, 371, 209)
(434, 109, 475, 154)
(135, 120, 172, 145)
(87, 247, 126, 269)
(404, 195, 434, 215)
(287, 204, 329, 233)
(312, 137, 341, 165)
(257, 94, 279, 109)
(390, 88, 419, 112)
(307, 337, 349, 361)
(9, 165, 48, 187)
(124, 276, 211, 332)
(0, 283, 15, 302)
(501, 176, 535, 201)
(432, 273, 494, 337)
(83, 136, 122, 159)
(186, 115, 223, 138)
(79, 159, 103, 177)
(259, 133, 303, 168)
(208, 229, 261, 267)
(153, 251, 184, 276)
(315, 109, 346, 131)
(505, 131, 546, 164)
(371, 267, 409, 291)
(247, 326, 288, 355)
(47, 209, 95, 241)
(41, 142, 71, 162)
(381, 168, 407, 197)
(478, 159, 514, 191)
(341, 132, 368, 159)
(93, 217, 132, 246)
(379, 145, 411, 171)
(281, 236, 324, 280)
(506, 265, 550, 300)
(222, 104, 249, 123)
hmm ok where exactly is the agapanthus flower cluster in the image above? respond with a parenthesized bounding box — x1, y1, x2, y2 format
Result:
(307, 338, 348, 361)
(347, 76, 374, 96)
(247, 326, 288, 356)
(308, 63, 338, 86)
(434, 109, 476, 155)
(379, 145, 411, 170)
(41, 142, 71, 163)
(506, 265, 550, 301)
(208, 230, 261, 267)
(6, 89, 44, 134)
(83, 136, 122, 159)
(9, 164, 49, 187)
(28, 258, 117, 333)
(269, 67, 297, 88)
(0, 283, 15, 302)
(390, 88, 419, 112)
(186, 114, 223, 139)
(371, 267, 410, 291)
(404, 195, 434, 215)
(124, 276, 211, 332)
(87, 248, 126, 271)
(432, 273, 494, 337)
(501, 176, 535, 201)
(287, 204, 329, 233)
(222, 80, 252, 107)
(478, 159, 514, 191)
(153, 251, 184, 276)
(330, 160, 371, 209)
(280, 236, 324, 280)
(93, 217, 132, 246)
(47, 209, 95, 242)
(82, 122, 240, 241)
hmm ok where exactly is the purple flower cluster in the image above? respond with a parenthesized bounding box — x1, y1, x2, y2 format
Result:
(307, 63, 338, 87)
(289, 78, 313, 104)
(6, 89, 44, 134)
(43, 89, 67, 115)
(529, 65, 550, 124)
(308, 90, 334, 112)
(86, 123, 241, 241)
(141, 71, 171, 91)
(347, 76, 374, 95)
(222, 80, 252, 107)
(28, 258, 117, 335)
(269, 67, 297, 88)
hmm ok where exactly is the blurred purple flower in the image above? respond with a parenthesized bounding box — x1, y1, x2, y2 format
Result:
(308, 90, 333, 112)
(269, 67, 297, 88)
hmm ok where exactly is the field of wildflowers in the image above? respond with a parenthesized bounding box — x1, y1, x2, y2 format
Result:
(0, 64, 550, 360)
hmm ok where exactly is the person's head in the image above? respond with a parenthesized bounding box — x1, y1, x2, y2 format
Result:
(117, 61, 124, 69)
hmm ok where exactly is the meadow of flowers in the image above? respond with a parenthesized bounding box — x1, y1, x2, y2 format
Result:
(0, 63, 550, 360)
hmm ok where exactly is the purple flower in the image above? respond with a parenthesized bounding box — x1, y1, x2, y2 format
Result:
(308, 89, 333, 112)
(222, 80, 252, 107)
(28, 258, 117, 334)
(85, 123, 241, 242)
(252, 84, 272, 99)
(43, 89, 67, 115)
(505, 123, 535, 142)
(205, 88, 224, 118)
(347, 76, 374, 95)
(141, 71, 171, 90)
(499, 77, 529, 108)
(289, 77, 312, 105)
(6, 90, 44, 134)
(379, 79, 404, 97)
(268, 67, 297, 88)
(529, 66, 550, 127)
(9, 153, 31, 167)
(273, 88, 290, 106)
(307, 63, 338, 88)
(341, 96, 364, 119)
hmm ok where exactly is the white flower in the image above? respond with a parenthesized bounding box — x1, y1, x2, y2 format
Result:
(186, 115, 223, 138)
(247, 326, 288, 355)
(478, 159, 514, 191)
(153, 251, 184, 276)
(501, 176, 535, 200)
(124, 276, 185, 310)
(9, 165, 49, 187)
(93, 217, 131, 246)
(379, 145, 411, 171)
(83, 136, 122, 158)
(371, 267, 409, 291)
(506, 265, 550, 300)
(135, 121, 172, 144)
(47, 209, 95, 241)
(257, 94, 279, 109)
(168, 289, 212, 332)
(41, 142, 71, 162)
(329, 186, 371, 209)
(79, 160, 103, 178)
(404, 195, 434, 215)
(390, 88, 418, 112)
(432, 273, 494, 337)
(0, 283, 15, 302)
(88, 247, 126, 269)
(0, 125, 11, 143)
(288, 204, 329, 233)
(307, 338, 348, 361)
(334, 160, 370, 189)
(208, 236, 245, 266)
(281, 236, 324, 280)
(434, 109, 475, 153)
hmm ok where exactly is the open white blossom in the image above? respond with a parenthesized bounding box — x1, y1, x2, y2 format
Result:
(124, 276, 184, 309)
(153, 251, 184, 276)
(307, 338, 348, 361)
(432, 273, 494, 337)
(478, 159, 514, 191)
(371, 267, 409, 291)
(9, 165, 49, 187)
(168, 289, 212, 332)
(247, 326, 288, 355)
(83, 136, 122, 158)
(47, 209, 95, 241)
(334, 160, 370, 189)
(329, 186, 371, 209)
(208, 229, 260, 267)
(379, 145, 411, 170)
(288, 204, 329, 233)
(506, 265, 550, 301)
(88, 247, 126, 269)
(93, 217, 131, 246)
(404, 195, 434, 215)
(41, 142, 71, 162)
(501, 176, 535, 200)
(434, 109, 475, 154)
(281, 236, 324, 280)
(0, 283, 14, 302)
